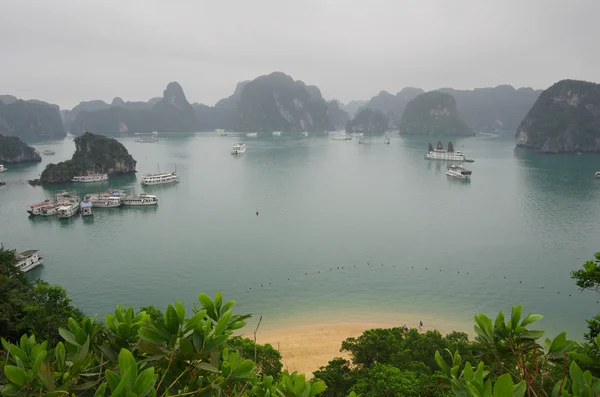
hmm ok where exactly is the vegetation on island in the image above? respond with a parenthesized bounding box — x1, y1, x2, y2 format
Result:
(398, 91, 474, 136)
(516, 79, 600, 153)
(0, 135, 41, 164)
(0, 99, 65, 141)
(29, 132, 136, 185)
(2, 249, 600, 396)
(345, 108, 389, 133)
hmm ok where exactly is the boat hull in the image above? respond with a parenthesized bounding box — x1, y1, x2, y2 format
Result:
(89, 200, 122, 208)
(141, 178, 178, 186)
(19, 258, 44, 272)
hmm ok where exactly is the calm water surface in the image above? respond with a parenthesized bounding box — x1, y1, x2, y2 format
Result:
(1, 133, 600, 338)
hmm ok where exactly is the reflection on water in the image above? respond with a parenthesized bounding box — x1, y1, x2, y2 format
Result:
(2, 133, 600, 339)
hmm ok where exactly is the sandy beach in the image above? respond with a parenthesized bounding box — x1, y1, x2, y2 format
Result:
(247, 312, 471, 376)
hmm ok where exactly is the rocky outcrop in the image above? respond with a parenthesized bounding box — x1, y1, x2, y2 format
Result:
(326, 100, 350, 130)
(236, 72, 331, 132)
(69, 82, 197, 134)
(439, 85, 541, 132)
(0, 134, 42, 163)
(398, 92, 474, 136)
(29, 132, 136, 185)
(345, 108, 388, 133)
(340, 100, 367, 118)
(0, 99, 65, 141)
(363, 88, 425, 127)
(515, 79, 600, 153)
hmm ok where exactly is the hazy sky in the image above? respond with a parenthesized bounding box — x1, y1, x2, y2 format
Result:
(1, 0, 598, 109)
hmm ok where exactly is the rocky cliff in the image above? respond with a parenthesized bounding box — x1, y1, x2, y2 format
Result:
(69, 82, 197, 135)
(399, 92, 474, 136)
(236, 72, 331, 132)
(326, 100, 350, 130)
(345, 108, 389, 133)
(439, 85, 541, 132)
(363, 88, 425, 127)
(30, 132, 136, 185)
(0, 134, 42, 163)
(0, 99, 65, 141)
(515, 79, 600, 153)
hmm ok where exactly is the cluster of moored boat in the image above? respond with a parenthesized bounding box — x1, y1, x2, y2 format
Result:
(68, 171, 179, 186)
(27, 189, 159, 219)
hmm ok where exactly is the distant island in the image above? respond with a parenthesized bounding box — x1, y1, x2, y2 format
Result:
(398, 91, 474, 136)
(1, 73, 547, 140)
(516, 79, 600, 153)
(0, 98, 65, 141)
(0, 134, 42, 163)
(29, 132, 136, 185)
(345, 108, 388, 133)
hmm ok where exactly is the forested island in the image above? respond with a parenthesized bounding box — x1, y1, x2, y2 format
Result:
(0, 97, 65, 141)
(2, 248, 600, 397)
(516, 79, 600, 153)
(398, 92, 474, 136)
(0, 134, 41, 163)
(29, 132, 136, 185)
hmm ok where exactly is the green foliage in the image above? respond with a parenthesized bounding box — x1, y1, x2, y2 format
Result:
(571, 253, 600, 293)
(1, 292, 320, 397)
(0, 249, 83, 345)
(516, 80, 600, 152)
(0, 134, 41, 163)
(229, 336, 283, 378)
(398, 91, 474, 136)
(352, 364, 430, 397)
(345, 108, 388, 133)
(37, 132, 136, 184)
(0, 100, 64, 141)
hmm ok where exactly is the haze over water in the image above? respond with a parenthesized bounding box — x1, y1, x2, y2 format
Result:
(1, 133, 599, 338)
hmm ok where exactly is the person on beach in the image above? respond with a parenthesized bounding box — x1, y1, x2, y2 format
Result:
(419, 321, 423, 331)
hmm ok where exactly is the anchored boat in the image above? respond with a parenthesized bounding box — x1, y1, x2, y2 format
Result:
(122, 193, 158, 206)
(446, 165, 472, 180)
(14, 250, 44, 272)
(425, 141, 466, 161)
(231, 143, 246, 155)
(71, 174, 109, 183)
(80, 200, 93, 216)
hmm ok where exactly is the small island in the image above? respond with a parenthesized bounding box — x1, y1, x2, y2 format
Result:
(345, 108, 389, 133)
(515, 79, 600, 153)
(0, 134, 42, 163)
(29, 132, 136, 185)
(398, 91, 474, 136)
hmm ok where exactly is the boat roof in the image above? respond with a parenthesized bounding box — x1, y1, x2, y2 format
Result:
(16, 249, 39, 257)
(142, 172, 175, 177)
(80, 201, 93, 207)
(29, 199, 50, 207)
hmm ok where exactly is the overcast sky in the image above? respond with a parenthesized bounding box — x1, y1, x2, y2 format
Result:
(1, 0, 598, 109)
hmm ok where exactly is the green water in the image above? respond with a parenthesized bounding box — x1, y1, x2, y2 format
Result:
(1, 133, 600, 337)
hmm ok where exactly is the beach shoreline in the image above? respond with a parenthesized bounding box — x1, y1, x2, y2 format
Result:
(240, 310, 473, 376)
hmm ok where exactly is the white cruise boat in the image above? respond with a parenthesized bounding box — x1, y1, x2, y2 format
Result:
(0, 164, 6, 172)
(446, 165, 472, 180)
(27, 199, 54, 216)
(42, 149, 56, 155)
(246, 132, 258, 137)
(123, 193, 158, 206)
(86, 194, 123, 208)
(302, 131, 309, 137)
(14, 250, 44, 272)
(80, 200, 93, 216)
(272, 131, 282, 136)
(140, 172, 179, 186)
(56, 201, 80, 218)
(231, 143, 246, 155)
(425, 141, 465, 161)
(384, 137, 391, 144)
(331, 134, 352, 141)
(71, 174, 109, 183)
(595, 171, 600, 178)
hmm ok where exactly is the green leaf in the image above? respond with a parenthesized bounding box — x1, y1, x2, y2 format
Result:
(164, 305, 180, 334)
(193, 362, 220, 373)
(493, 374, 513, 397)
(133, 367, 157, 397)
(58, 328, 81, 347)
(570, 361, 584, 395)
(105, 369, 121, 392)
(310, 380, 326, 396)
(512, 381, 526, 397)
(117, 323, 132, 339)
(549, 332, 568, 354)
(521, 313, 543, 327)
(214, 310, 233, 336)
(31, 350, 47, 377)
(37, 361, 55, 391)
(94, 383, 107, 397)
(118, 349, 138, 388)
(109, 369, 130, 397)
(522, 330, 545, 340)
(4, 365, 28, 387)
(198, 293, 216, 320)
(435, 350, 450, 375)
(175, 301, 186, 323)
(510, 305, 522, 332)
(474, 314, 494, 344)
